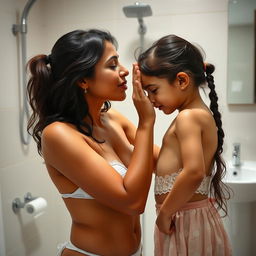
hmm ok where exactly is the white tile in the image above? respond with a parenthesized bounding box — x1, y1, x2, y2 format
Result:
(0, 109, 39, 168)
(0, 159, 69, 256)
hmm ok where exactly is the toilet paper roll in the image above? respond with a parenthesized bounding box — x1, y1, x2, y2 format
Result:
(25, 197, 47, 217)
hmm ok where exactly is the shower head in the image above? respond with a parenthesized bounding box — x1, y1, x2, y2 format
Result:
(123, 2, 152, 50)
(123, 2, 152, 19)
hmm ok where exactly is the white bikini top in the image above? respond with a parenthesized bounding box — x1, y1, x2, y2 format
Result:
(61, 160, 127, 200)
(155, 169, 212, 196)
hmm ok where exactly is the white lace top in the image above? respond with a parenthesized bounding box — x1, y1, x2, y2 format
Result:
(154, 169, 212, 195)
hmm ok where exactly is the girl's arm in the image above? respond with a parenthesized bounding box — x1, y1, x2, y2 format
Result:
(156, 110, 205, 234)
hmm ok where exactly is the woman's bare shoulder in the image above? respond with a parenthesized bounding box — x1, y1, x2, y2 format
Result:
(41, 122, 86, 157)
(106, 108, 134, 127)
(106, 108, 136, 145)
(42, 121, 79, 141)
(107, 108, 126, 121)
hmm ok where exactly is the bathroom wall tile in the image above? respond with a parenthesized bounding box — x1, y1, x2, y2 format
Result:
(26, 0, 45, 59)
(0, 109, 39, 168)
(117, 0, 227, 18)
(223, 109, 256, 161)
(149, 0, 227, 16)
(0, 8, 19, 109)
(0, 0, 44, 112)
(43, 0, 120, 26)
(0, 190, 6, 255)
(0, 159, 69, 256)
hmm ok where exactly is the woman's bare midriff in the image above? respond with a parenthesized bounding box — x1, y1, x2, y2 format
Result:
(61, 199, 141, 256)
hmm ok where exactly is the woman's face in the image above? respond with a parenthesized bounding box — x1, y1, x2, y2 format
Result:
(86, 41, 129, 101)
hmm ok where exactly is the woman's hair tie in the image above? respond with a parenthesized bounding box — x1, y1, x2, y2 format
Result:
(45, 54, 51, 65)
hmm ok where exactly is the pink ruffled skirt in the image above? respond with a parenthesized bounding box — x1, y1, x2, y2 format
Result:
(154, 199, 232, 256)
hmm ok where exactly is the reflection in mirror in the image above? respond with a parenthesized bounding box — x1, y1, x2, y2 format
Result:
(227, 0, 256, 104)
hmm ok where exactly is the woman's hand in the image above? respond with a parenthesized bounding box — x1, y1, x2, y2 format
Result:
(156, 209, 175, 235)
(132, 63, 155, 126)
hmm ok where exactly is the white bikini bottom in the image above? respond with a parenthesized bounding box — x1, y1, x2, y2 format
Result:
(57, 241, 142, 256)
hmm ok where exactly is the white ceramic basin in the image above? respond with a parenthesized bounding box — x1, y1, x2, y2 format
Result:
(223, 161, 256, 203)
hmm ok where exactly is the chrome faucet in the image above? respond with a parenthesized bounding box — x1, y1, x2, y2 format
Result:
(232, 143, 241, 166)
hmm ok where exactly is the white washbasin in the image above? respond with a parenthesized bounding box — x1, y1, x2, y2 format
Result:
(223, 161, 256, 203)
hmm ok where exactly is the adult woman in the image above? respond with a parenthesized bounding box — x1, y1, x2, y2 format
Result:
(27, 29, 157, 256)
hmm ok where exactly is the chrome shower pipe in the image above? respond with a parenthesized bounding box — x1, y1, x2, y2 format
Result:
(123, 2, 152, 53)
(138, 18, 146, 52)
(12, 0, 37, 145)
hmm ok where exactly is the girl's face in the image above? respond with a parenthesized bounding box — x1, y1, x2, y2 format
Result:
(141, 74, 183, 114)
(86, 41, 129, 101)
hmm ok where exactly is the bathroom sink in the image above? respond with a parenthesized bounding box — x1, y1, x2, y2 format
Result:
(223, 161, 256, 203)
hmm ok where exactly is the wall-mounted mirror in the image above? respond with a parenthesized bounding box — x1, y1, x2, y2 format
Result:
(227, 0, 256, 104)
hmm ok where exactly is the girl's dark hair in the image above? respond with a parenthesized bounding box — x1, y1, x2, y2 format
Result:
(27, 29, 117, 155)
(138, 34, 231, 216)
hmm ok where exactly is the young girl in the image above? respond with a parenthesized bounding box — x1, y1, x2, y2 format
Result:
(136, 34, 232, 255)
(27, 29, 158, 256)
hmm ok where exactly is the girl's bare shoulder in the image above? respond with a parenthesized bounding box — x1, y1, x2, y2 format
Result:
(176, 108, 213, 124)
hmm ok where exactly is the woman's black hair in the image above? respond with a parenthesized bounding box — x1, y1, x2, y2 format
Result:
(27, 29, 118, 155)
(138, 34, 231, 216)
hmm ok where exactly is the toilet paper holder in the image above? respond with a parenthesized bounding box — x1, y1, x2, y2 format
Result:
(12, 192, 37, 213)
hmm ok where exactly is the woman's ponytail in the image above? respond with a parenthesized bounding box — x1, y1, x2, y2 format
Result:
(27, 54, 53, 155)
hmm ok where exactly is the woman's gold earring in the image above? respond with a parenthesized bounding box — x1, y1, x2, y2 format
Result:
(84, 88, 87, 94)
